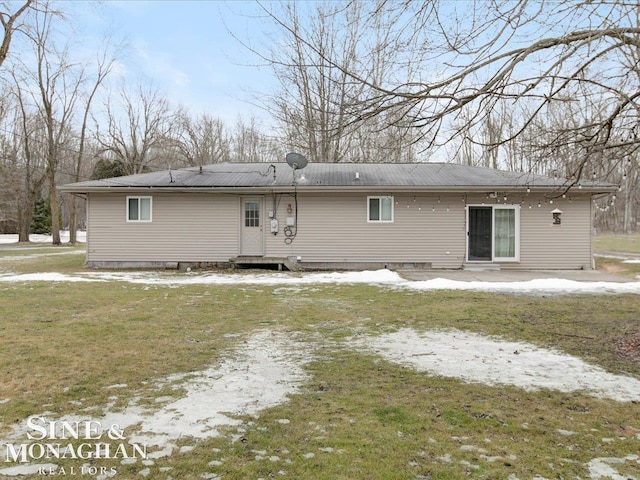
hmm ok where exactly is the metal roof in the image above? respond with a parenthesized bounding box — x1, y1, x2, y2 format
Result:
(59, 162, 617, 193)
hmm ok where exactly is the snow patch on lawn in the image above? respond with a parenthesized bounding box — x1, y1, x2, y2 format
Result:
(587, 456, 639, 479)
(401, 277, 640, 295)
(0, 268, 639, 295)
(124, 330, 310, 449)
(0, 463, 58, 476)
(0, 272, 97, 282)
(0, 250, 85, 261)
(353, 328, 640, 402)
(0, 232, 86, 244)
(0, 330, 310, 465)
(81, 269, 403, 287)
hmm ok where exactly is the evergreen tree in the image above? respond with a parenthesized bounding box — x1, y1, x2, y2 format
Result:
(90, 159, 127, 180)
(31, 195, 52, 234)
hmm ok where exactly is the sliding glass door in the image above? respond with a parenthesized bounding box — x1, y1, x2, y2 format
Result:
(467, 206, 519, 262)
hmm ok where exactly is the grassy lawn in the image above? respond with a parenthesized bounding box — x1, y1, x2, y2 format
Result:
(592, 233, 640, 278)
(595, 256, 640, 279)
(593, 233, 640, 253)
(1, 250, 639, 479)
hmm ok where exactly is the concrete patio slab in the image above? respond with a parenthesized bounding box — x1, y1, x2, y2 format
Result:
(398, 269, 633, 283)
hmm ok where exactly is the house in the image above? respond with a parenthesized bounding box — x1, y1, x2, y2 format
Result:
(59, 162, 617, 271)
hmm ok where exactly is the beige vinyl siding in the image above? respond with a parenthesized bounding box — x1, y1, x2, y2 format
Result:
(87, 193, 238, 262)
(266, 193, 466, 269)
(86, 190, 594, 269)
(515, 195, 593, 269)
(266, 192, 593, 270)
(462, 194, 593, 269)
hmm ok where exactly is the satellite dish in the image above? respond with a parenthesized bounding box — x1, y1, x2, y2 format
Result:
(286, 152, 308, 170)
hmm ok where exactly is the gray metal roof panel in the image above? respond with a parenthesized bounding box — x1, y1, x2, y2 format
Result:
(60, 162, 617, 191)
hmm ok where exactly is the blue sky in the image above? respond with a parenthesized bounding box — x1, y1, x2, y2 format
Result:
(73, 1, 277, 124)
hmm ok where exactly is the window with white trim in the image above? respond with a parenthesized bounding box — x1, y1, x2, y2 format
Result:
(127, 196, 152, 222)
(368, 196, 394, 223)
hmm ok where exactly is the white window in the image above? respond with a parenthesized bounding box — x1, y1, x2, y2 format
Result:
(127, 196, 152, 222)
(368, 196, 394, 223)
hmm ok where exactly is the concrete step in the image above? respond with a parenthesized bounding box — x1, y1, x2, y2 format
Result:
(229, 256, 301, 272)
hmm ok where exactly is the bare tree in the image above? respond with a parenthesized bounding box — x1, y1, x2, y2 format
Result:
(1, 2, 121, 242)
(1, 84, 47, 241)
(96, 84, 175, 175)
(0, 1, 33, 69)
(259, 1, 640, 176)
(230, 116, 284, 163)
(262, 2, 362, 162)
(67, 46, 115, 244)
(251, 1, 428, 163)
(27, 3, 83, 245)
(172, 110, 232, 166)
(349, 110, 424, 163)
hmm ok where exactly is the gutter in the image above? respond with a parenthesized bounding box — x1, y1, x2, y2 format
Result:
(57, 184, 618, 195)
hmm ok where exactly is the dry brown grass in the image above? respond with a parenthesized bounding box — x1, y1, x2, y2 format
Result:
(1, 249, 639, 479)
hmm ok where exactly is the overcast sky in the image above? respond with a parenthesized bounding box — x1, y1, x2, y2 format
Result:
(69, 1, 276, 124)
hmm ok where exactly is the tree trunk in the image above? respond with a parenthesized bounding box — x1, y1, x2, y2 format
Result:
(18, 218, 30, 242)
(17, 202, 29, 242)
(48, 171, 60, 245)
(16, 180, 42, 242)
(17, 193, 36, 242)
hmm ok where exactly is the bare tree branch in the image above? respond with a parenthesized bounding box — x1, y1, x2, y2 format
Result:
(0, 0, 33, 69)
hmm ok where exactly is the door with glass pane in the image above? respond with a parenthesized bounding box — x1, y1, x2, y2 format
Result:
(468, 207, 492, 261)
(467, 206, 519, 262)
(240, 197, 264, 255)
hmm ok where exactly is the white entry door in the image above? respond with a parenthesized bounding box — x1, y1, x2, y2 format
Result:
(240, 197, 264, 256)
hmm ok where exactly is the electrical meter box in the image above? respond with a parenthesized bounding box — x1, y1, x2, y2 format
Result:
(286, 217, 295, 226)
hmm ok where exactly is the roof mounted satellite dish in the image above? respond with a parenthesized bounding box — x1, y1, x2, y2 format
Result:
(286, 152, 308, 170)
